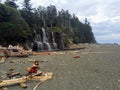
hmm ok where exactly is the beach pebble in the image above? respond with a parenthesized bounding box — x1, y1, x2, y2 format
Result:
(1, 75, 7, 79)
(96, 86, 99, 89)
(118, 79, 120, 82)
(10, 60, 14, 63)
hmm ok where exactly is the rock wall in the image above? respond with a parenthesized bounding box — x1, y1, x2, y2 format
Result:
(32, 28, 64, 51)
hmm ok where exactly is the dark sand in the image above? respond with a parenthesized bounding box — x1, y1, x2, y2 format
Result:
(0, 44, 120, 90)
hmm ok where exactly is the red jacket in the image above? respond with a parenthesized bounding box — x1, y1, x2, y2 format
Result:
(29, 66, 38, 73)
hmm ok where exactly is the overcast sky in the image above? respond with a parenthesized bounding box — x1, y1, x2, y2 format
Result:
(3, 0, 120, 44)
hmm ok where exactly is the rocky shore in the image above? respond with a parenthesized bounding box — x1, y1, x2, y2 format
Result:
(0, 44, 120, 90)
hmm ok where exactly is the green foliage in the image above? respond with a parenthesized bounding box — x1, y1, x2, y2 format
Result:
(73, 36, 80, 44)
(47, 5, 57, 27)
(23, 0, 32, 11)
(63, 38, 70, 47)
(5, 0, 18, 9)
(20, 0, 35, 35)
(29, 4, 96, 45)
(20, 0, 35, 41)
(47, 27, 62, 32)
(0, 3, 31, 45)
(0, 1, 96, 46)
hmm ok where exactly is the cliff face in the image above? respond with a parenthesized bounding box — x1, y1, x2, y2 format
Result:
(32, 28, 64, 51)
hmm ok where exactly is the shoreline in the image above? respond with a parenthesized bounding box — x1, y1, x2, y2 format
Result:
(0, 44, 120, 90)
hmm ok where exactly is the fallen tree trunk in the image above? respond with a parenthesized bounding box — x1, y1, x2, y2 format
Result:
(0, 72, 53, 88)
(0, 77, 26, 87)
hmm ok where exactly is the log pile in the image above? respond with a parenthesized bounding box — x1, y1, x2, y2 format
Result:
(0, 77, 26, 87)
(0, 45, 33, 58)
(0, 72, 53, 90)
(68, 44, 87, 50)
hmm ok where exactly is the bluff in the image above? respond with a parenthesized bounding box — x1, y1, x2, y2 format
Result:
(32, 28, 64, 51)
(0, 3, 96, 51)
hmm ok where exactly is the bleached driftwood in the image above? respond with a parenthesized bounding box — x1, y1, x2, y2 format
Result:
(0, 72, 53, 89)
(0, 77, 26, 87)
(26, 72, 53, 81)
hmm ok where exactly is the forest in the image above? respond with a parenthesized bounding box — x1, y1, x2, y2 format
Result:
(0, 0, 96, 47)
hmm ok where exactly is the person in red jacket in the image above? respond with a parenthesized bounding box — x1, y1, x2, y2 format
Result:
(27, 60, 42, 76)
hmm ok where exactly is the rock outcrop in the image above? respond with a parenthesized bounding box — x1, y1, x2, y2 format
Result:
(33, 28, 64, 51)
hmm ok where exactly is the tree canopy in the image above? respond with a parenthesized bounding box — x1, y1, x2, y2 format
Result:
(0, 0, 96, 47)
(0, 3, 31, 45)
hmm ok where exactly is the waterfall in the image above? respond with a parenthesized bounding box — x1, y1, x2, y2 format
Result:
(35, 34, 42, 41)
(52, 32, 57, 49)
(42, 28, 48, 42)
(33, 27, 64, 51)
(34, 33, 43, 51)
(42, 28, 51, 50)
(37, 41, 43, 50)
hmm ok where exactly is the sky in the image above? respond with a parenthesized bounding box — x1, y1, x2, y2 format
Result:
(2, 0, 120, 44)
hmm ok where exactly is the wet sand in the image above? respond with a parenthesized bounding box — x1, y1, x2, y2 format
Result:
(0, 44, 120, 90)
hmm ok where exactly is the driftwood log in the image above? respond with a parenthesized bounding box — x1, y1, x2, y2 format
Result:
(7, 72, 20, 79)
(0, 72, 53, 89)
(0, 49, 11, 58)
(26, 72, 53, 81)
(0, 77, 26, 87)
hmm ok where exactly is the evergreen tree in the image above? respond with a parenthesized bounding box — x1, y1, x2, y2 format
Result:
(20, 0, 35, 40)
(0, 3, 31, 45)
(0, 2, 96, 47)
(20, 0, 34, 29)
(37, 6, 47, 27)
(5, 0, 18, 9)
(47, 5, 57, 27)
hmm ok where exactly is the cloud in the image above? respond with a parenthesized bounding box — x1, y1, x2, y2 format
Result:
(97, 33, 120, 40)
(96, 33, 120, 43)
(92, 20, 120, 44)
(30, 0, 68, 8)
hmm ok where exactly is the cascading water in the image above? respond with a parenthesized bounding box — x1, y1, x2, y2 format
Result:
(52, 32, 57, 49)
(42, 28, 51, 50)
(37, 41, 43, 50)
(33, 27, 64, 51)
(34, 34, 44, 50)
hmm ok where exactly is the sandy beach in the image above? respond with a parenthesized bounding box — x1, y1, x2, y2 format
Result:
(0, 44, 120, 90)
